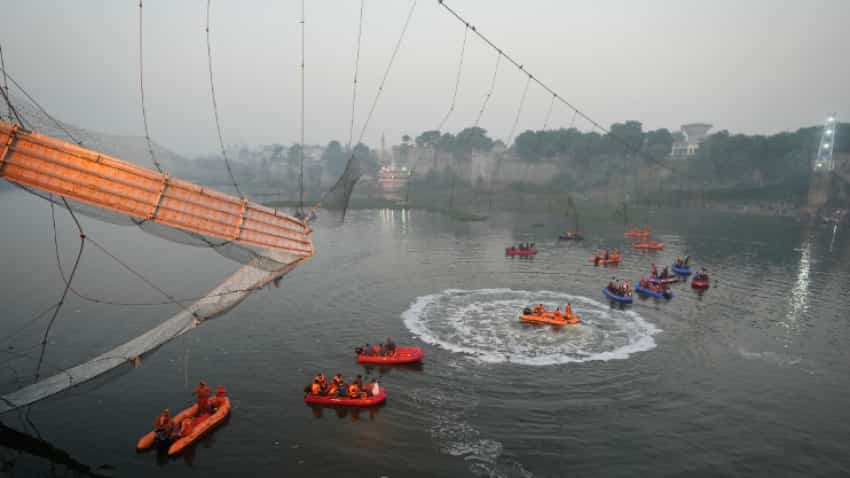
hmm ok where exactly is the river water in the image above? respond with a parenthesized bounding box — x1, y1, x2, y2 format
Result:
(1, 189, 850, 477)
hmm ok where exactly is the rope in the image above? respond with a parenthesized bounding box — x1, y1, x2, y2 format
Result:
(0, 41, 10, 123)
(542, 93, 556, 130)
(507, 74, 531, 146)
(437, 0, 656, 164)
(0, 68, 82, 144)
(436, 23, 469, 132)
(346, 0, 365, 151)
(34, 198, 85, 382)
(309, 0, 417, 218)
(474, 51, 500, 127)
(205, 0, 243, 198)
(138, 0, 163, 173)
(298, 0, 306, 215)
(356, 0, 417, 146)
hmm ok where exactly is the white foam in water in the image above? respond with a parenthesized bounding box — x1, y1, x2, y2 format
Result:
(402, 288, 660, 366)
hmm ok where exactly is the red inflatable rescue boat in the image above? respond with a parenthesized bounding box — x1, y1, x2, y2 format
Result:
(357, 347, 424, 364)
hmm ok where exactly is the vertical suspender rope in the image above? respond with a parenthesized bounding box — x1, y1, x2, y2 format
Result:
(507, 74, 532, 146)
(436, 23, 469, 132)
(474, 51, 500, 127)
(542, 93, 556, 130)
(205, 0, 243, 198)
(347, 0, 365, 152)
(298, 0, 306, 216)
(138, 0, 163, 173)
(0, 41, 10, 123)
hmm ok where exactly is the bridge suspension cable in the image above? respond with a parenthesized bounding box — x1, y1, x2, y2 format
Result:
(437, 0, 649, 157)
(436, 23, 469, 132)
(298, 0, 306, 215)
(474, 51, 500, 127)
(507, 74, 531, 145)
(346, 0, 365, 151)
(542, 93, 556, 130)
(137, 0, 162, 173)
(205, 0, 243, 198)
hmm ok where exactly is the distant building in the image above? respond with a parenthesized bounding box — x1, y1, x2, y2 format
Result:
(670, 123, 712, 159)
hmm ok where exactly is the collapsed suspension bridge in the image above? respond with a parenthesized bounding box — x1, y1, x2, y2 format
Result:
(0, 0, 644, 413)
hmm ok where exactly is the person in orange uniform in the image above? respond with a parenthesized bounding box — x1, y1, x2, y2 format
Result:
(310, 379, 322, 395)
(194, 380, 212, 414)
(565, 303, 574, 318)
(154, 408, 172, 438)
(553, 307, 563, 320)
(348, 381, 360, 399)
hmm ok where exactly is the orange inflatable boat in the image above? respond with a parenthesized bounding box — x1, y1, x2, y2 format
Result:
(136, 404, 199, 451)
(520, 310, 581, 325)
(590, 254, 621, 265)
(136, 387, 231, 456)
(632, 241, 664, 250)
(624, 228, 650, 238)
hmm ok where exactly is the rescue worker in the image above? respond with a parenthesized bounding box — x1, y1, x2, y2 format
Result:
(385, 337, 396, 355)
(553, 307, 563, 320)
(154, 408, 172, 438)
(372, 343, 383, 356)
(348, 381, 361, 399)
(194, 380, 212, 414)
(565, 303, 574, 318)
(327, 380, 339, 397)
(604, 249, 609, 260)
(310, 379, 322, 395)
(333, 373, 344, 387)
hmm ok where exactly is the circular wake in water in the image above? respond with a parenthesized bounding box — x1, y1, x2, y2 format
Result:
(402, 288, 659, 366)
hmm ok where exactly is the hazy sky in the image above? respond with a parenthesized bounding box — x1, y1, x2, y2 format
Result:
(3, 0, 849, 155)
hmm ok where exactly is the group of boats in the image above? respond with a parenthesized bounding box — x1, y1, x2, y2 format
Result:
(136, 342, 424, 456)
(602, 259, 711, 304)
(302, 342, 424, 407)
(625, 227, 665, 250)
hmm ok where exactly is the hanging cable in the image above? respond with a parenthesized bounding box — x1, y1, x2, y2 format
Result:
(297, 0, 306, 216)
(474, 51, 500, 127)
(0, 41, 10, 122)
(138, 0, 162, 173)
(568, 109, 578, 129)
(309, 0, 417, 218)
(507, 74, 531, 146)
(542, 92, 556, 130)
(0, 69, 84, 146)
(33, 198, 85, 382)
(346, 0, 365, 151)
(205, 0, 243, 198)
(356, 0, 417, 145)
(437, 0, 654, 163)
(436, 23, 469, 132)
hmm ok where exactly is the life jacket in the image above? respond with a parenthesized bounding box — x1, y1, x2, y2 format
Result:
(310, 383, 322, 395)
(328, 384, 338, 396)
(372, 345, 382, 355)
(333, 376, 343, 386)
(195, 385, 211, 400)
(178, 419, 192, 437)
(155, 415, 170, 430)
(348, 384, 360, 398)
(565, 305, 573, 316)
